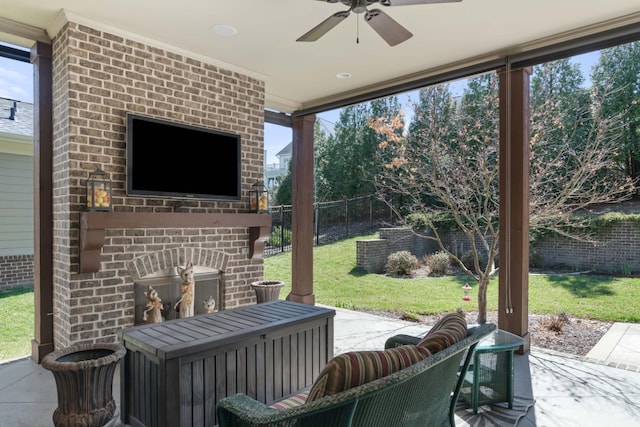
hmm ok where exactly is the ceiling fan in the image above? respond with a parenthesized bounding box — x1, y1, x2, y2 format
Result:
(297, 0, 462, 47)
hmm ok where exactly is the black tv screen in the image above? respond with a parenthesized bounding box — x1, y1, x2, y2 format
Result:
(126, 113, 241, 201)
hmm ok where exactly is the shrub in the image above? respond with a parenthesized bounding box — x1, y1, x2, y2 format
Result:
(385, 251, 418, 276)
(424, 251, 450, 276)
(541, 311, 569, 333)
(268, 226, 292, 247)
(406, 213, 430, 231)
(405, 212, 457, 231)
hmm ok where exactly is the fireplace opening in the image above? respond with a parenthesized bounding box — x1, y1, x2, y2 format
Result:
(133, 267, 222, 324)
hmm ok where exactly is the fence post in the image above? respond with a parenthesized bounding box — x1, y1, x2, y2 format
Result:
(345, 198, 349, 238)
(369, 196, 373, 229)
(315, 203, 319, 245)
(279, 206, 285, 253)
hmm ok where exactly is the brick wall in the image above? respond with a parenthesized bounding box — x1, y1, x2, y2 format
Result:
(531, 220, 640, 274)
(357, 221, 640, 275)
(50, 22, 266, 348)
(356, 228, 436, 273)
(0, 255, 34, 290)
(356, 239, 387, 273)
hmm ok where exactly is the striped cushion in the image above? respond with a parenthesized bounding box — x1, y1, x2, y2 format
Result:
(269, 390, 310, 410)
(417, 312, 467, 354)
(306, 344, 431, 403)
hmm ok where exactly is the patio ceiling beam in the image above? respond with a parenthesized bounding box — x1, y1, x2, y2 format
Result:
(265, 110, 292, 128)
(0, 16, 50, 47)
(0, 43, 30, 62)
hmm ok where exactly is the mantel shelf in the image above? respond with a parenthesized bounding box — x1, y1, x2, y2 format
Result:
(79, 212, 271, 273)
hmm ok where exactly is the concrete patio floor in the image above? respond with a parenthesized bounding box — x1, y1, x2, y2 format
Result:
(1, 306, 639, 426)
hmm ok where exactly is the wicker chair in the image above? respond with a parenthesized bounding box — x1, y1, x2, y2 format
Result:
(216, 323, 496, 427)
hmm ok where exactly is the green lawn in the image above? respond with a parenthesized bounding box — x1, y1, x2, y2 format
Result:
(265, 232, 640, 323)
(0, 286, 34, 361)
(2, 234, 638, 362)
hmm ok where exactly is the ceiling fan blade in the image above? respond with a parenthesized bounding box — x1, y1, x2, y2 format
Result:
(297, 11, 350, 42)
(365, 9, 412, 46)
(380, 0, 462, 5)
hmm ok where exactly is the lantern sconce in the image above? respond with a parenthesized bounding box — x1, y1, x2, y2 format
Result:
(86, 167, 112, 211)
(462, 283, 472, 302)
(250, 181, 269, 213)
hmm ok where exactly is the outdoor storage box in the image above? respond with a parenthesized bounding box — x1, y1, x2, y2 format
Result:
(119, 300, 335, 427)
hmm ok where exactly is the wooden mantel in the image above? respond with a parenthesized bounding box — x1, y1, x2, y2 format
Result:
(79, 212, 271, 273)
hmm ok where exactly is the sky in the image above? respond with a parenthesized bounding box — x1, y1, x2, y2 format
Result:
(0, 43, 599, 165)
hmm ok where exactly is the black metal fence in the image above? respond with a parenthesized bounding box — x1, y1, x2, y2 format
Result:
(265, 195, 396, 256)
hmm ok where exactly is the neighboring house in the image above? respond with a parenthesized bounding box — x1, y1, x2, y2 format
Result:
(265, 142, 291, 188)
(0, 97, 34, 290)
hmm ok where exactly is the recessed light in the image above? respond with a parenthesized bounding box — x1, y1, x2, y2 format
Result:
(211, 24, 237, 36)
(336, 72, 352, 79)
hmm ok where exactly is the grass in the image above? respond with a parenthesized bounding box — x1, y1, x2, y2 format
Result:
(266, 232, 640, 323)
(0, 286, 34, 361)
(2, 233, 638, 362)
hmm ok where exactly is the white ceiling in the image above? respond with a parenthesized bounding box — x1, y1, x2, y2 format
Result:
(1, 0, 640, 114)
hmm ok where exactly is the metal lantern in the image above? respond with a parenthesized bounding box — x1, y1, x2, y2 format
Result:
(250, 181, 269, 213)
(86, 168, 112, 211)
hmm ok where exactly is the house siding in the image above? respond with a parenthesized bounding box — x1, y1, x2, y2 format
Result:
(0, 151, 34, 289)
(0, 152, 33, 256)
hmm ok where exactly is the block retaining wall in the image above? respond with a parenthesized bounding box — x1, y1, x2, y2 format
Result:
(357, 220, 640, 274)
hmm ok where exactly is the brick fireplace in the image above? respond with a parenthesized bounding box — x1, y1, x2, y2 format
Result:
(47, 19, 269, 349)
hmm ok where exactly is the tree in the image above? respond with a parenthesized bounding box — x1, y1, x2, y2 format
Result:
(529, 74, 634, 240)
(274, 161, 292, 205)
(274, 121, 329, 206)
(371, 67, 634, 324)
(315, 97, 404, 201)
(372, 75, 501, 323)
(530, 58, 591, 161)
(591, 41, 640, 180)
(315, 104, 371, 201)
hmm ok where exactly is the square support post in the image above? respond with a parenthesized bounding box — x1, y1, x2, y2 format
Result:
(31, 41, 54, 362)
(287, 115, 316, 305)
(498, 66, 531, 352)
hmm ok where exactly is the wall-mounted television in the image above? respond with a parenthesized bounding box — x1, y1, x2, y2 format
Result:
(126, 113, 241, 201)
